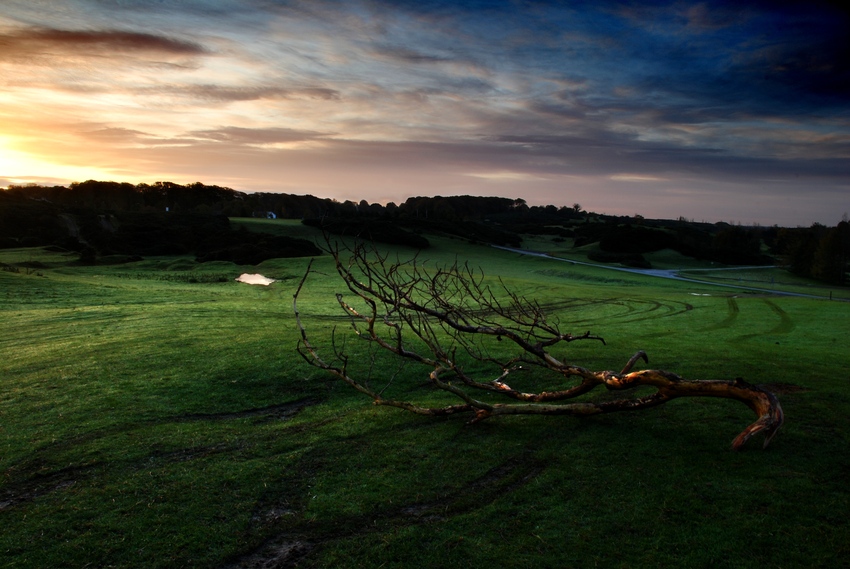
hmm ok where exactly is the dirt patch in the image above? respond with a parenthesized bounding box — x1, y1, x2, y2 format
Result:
(224, 540, 313, 569)
(0, 468, 83, 511)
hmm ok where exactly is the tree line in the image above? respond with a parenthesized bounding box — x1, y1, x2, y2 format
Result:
(769, 221, 850, 285)
(0, 180, 580, 221)
(1, 180, 847, 284)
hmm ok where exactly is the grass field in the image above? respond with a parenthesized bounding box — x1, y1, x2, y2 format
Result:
(1, 222, 849, 568)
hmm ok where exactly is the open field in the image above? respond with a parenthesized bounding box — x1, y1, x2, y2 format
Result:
(2, 225, 849, 568)
(500, 232, 850, 301)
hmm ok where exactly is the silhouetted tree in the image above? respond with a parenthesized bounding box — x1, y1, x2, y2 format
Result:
(811, 221, 850, 284)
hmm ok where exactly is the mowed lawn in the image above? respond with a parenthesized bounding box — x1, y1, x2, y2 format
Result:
(1, 232, 848, 568)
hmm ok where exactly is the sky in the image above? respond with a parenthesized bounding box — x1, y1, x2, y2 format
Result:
(0, 0, 848, 226)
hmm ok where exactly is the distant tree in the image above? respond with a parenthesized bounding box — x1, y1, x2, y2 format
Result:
(811, 221, 850, 284)
(432, 198, 459, 222)
(510, 198, 528, 213)
(777, 224, 826, 277)
(711, 226, 763, 264)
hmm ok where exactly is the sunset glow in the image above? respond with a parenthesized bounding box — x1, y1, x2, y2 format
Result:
(1, 1, 848, 225)
(0, 135, 114, 185)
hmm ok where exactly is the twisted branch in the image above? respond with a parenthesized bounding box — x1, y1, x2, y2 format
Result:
(294, 240, 783, 450)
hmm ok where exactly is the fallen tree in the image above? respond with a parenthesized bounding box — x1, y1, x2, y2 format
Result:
(294, 240, 783, 450)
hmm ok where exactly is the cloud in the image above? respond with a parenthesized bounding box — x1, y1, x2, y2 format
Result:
(188, 126, 331, 145)
(0, 26, 208, 62)
(625, 4, 850, 116)
(681, 3, 745, 32)
(463, 171, 550, 182)
(0, 175, 72, 188)
(79, 127, 154, 143)
(610, 174, 667, 182)
(734, 41, 850, 105)
(372, 44, 455, 64)
(158, 85, 340, 103)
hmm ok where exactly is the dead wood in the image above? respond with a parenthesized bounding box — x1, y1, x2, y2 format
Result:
(294, 240, 783, 450)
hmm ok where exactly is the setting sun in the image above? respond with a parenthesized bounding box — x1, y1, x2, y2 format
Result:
(0, 135, 114, 185)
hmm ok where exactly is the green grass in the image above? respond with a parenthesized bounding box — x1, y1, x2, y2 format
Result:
(1, 232, 849, 568)
(508, 234, 850, 300)
(677, 267, 850, 300)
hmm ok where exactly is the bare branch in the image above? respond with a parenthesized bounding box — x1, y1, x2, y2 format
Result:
(294, 237, 783, 450)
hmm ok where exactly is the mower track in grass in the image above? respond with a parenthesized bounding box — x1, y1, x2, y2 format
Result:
(0, 398, 320, 513)
(224, 452, 546, 568)
(734, 299, 796, 342)
(700, 297, 740, 331)
(762, 299, 795, 334)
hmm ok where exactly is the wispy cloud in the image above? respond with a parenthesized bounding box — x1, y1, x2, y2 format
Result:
(610, 174, 668, 183)
(148, 85, 341, 103)
(188, 126, 330, 145)
(463, 171, 551, 182)
(0, 27, 208, 61)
